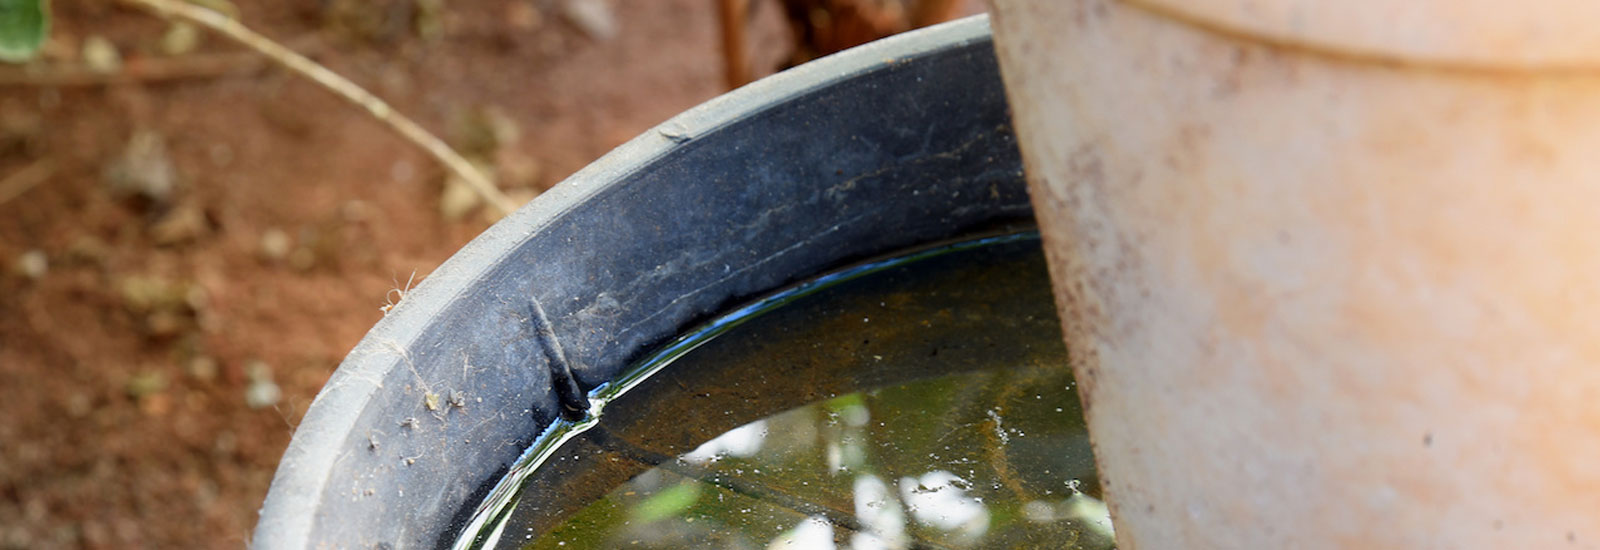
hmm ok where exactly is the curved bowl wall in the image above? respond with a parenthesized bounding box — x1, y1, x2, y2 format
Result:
(253, 16, 1027, 550)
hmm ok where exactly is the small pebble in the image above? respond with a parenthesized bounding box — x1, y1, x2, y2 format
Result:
(438, 179, 481, 221)
(82, 36, 121, 74)
(160, 22, 202, 56)
(125, 371, 168, 398)
(259, 228, 291, 262)
(245, 379, 281, 409)
(65, 236, 109, 265)
(288, 247, 316, 271)
(104, 130, 176, 205)
(187, 357, 218, 381)
(150, 203, 209, 245)
(560, 0, 617, 41)
(506, 1, 543, 30)
(207, 143, 233, 167)
(65, 393, 93, 418)
(244, 360, 281, 409)
(14, 250, 46, 280)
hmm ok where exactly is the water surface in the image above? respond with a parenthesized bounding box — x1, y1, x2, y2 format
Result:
(454, 232, 1110, 550)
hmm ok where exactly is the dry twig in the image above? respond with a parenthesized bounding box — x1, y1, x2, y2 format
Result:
(0, 158, 56, 207)
(119, 0, 518, 216)
(0, 35, 321, 87)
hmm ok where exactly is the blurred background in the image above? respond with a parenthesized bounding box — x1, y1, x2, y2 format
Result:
(0, 0, 977, 547)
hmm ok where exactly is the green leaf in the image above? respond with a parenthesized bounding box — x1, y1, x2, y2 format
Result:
(0, 0, 47, 63)
(630, 481, 702, 524)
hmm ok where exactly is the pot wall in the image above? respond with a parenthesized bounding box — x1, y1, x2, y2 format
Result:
(991, 1, 1600, 548)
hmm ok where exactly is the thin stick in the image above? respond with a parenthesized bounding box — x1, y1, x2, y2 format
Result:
(119, 0, 518, 216)
(0, 158, 56, 207)
(716, 0, 750, 89)
(0, 35, 322, 87)
(0, 52, 265, 86)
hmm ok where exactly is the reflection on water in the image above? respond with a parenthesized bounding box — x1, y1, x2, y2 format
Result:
(525, 364, 1112, 550)
(452, 232, 1111, 550)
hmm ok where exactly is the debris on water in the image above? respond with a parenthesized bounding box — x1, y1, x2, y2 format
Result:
(453, 235, 1098, 550)
(987, 408, 1009, 444)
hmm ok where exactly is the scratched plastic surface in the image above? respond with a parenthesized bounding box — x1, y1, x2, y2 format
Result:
(454, 232, 1111, 550)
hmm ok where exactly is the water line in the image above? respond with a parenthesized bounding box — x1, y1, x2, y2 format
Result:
(451, 230, 1040, 550)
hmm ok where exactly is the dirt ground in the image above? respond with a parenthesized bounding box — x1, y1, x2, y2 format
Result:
(0, 1, 815, 547)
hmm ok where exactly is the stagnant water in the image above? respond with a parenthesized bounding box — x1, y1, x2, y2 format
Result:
(451, 231, 1111, 550)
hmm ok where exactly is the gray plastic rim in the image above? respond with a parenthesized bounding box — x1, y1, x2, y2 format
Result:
(253, 14, 1026, 550)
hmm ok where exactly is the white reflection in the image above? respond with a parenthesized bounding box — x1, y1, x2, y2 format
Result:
(1022, 500, 1056, 522)
(897, 471, 989, 540)
(768, 516, 835, 550)
(683, 420, 768, 464)
(851, 474, 908, 550)
(1062, 490, 1114, 539)
(839, 403, 870, 427)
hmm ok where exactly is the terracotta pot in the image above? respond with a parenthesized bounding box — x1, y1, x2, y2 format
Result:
(989, 1, 1600, 548)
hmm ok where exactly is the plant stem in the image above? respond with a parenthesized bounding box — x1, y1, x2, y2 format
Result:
(0, 35, 322, 87)
(0, 158, 55, 207)
(120, 0, 518, 216)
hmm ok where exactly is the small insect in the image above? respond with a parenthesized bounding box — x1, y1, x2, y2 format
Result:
(447, 389, 466, 409)
(367, 432, 381, 452)
(381, 270, 418, 315)
(399, 417, 419, 429)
